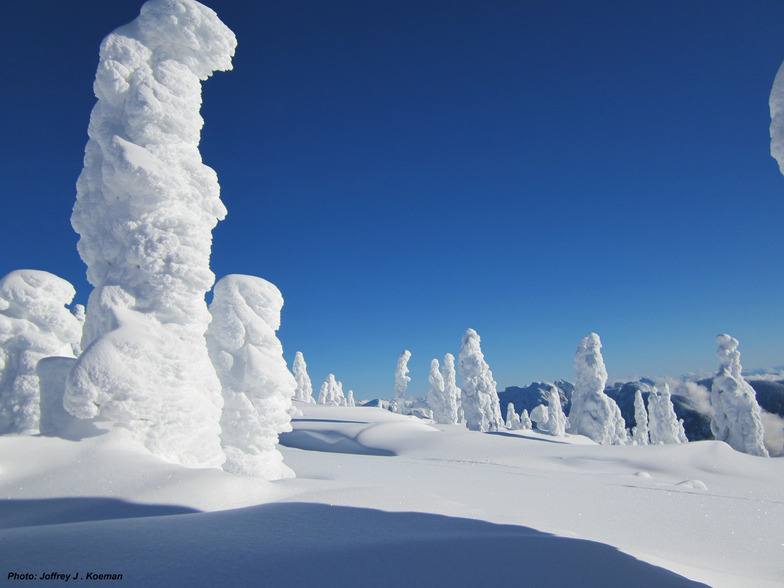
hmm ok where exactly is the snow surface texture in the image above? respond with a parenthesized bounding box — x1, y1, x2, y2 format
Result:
(2, 403, 783, 587)
(292, 351, 315, 403)
(0, 270, 82, 435)
(770, 58, 784, 175)
(393, 349, 411, 413)
(648, 384, 688, 445)
(205, 275, 295, 480)
(569, 333, 627, 445)
(458, 329, 502, 432)
(711, 334, 769, 457)
(65, 0, 236, 468)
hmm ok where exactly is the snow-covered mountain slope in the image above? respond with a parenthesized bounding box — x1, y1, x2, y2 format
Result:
(1, 402, 782, 587)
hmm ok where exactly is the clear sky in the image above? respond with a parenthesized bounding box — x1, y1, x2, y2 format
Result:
(2, 0, 784, 400)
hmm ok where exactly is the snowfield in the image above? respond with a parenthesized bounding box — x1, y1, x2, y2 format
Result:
(1, 402, 782, 587)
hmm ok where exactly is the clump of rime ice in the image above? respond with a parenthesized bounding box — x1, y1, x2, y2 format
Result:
(631, 389, 650, 445)
(505, 402, 522, 430)
(770, 58, 784, 175)
(458, 329, 503, 432)
(205, 275, 295, 479)
(64, 0, 236, 467)
(393, 350, 411, 414)
(647, 384, 686, 445)
(318, 374, 345, 406)
(0, 271, 83, 435)
(530, 385, 567, 437)
(292, 351, 315, 403)
(710, 334, 768, 457)
(568, 333, 627, 445)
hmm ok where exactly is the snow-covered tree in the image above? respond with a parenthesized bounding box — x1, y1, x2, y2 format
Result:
(346, 389, 355, 407)
(631, 389, 650, 445)
(770, 58, 784, 175)
(318, 374, 343, 406)
(520, 408, 532, 430)
(0, 270, 83, 435)
(442, 353, 461, 424)
(710, 334, 768, 457)
(292, 351, 315, 403)
(64, 0, 236, 468)
(568, 333, 627, 445)
(647, 384, 686, 445)
(205, 275, 295, 479)
(530, 385, 567, 437)
(458, 329, 503, 432)
(393, 350, 411, 414)
(506, 402, 522, 430)
(428, 358, 445, 418)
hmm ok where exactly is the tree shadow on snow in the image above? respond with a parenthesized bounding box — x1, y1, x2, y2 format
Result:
(0, 497, 199, 530)
(0, 502, 710, 587)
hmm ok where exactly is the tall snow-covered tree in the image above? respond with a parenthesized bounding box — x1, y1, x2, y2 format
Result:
(520, 408, 532, 430)
(205, 275, 295, 479)
(710, 334, 768, 457)
(458, 329, 503, 432)
(346, 389, 356, 407)
(292, 351, 315, 403)
(64, 0, 236, 468)
(647, 384, 686, 445)
(428, 358, 445, 420)
(0, 270, 82, 435)
(568, 333, 627, 445)
(631, 389, 650, 445)
(393, 350, 411, 414)
(442, 353, 461, 424)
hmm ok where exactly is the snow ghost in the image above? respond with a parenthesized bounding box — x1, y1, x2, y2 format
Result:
(206, 275, 295, 479)
(65, 0, 237, 467)
(530, 384, 567, 437)
(568, 333, 627, 445)
(631, 389, 650, 445)
(442, 353, 461, 424)
(292, 351, 315, 403)
(505, 402, 522, 430)
(519, 408, 532, 430)
(318, 374, 344, 406)
(0, 270, 82, 435)
(458, 329, 503, 432)
(429, 356, 460, 424)
(710, 334, 768, 457)
(393, 350, 411, 414)
(647, 384, 686, 445)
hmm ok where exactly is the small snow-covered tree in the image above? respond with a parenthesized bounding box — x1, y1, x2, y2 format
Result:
(205, 275, 295, 479)
(318, 374, 343, 406)
(458, 329, 503, 432)
(520, 408, 532, 430)
(631, 389, 650, 445)
(0, 270, 82, 435)
(292, 351, 315, 403)
(710, 334, 768, 457)
(647, 384, 685, 445)
(428, 358, 446, 420)
(568, 333, 627, 445)
(65, 0, 237, 468)
(506, 402, 522, 430)
(442, 353, 461, 424)
(530, 385, 567, 437)
(393, 350, 411, 414)
(346, 389, 355, 407)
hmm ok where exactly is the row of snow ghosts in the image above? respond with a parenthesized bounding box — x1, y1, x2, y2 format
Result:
(291, 353, 356, 407)
(385, 329, 769, 457)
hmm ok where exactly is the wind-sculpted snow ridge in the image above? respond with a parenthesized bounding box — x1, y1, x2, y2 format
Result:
(206, 275, 295, 480)
(770, 58, 784, 175)
(458, 329, 502, 432)
(711, 334, 768, 457)
(0, 271, 82, 435)
(568, 333, 627, 445)
(65, 0, 236, 468)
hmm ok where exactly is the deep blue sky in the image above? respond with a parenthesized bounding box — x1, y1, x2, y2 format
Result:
(2, 1, 784, 399)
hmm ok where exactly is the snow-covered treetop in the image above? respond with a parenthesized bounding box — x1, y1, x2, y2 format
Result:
(715, 333, 743, 380)
(770, 58, 784, 175)
(0, 270, 79, 340)
(573, 332, 608, 394)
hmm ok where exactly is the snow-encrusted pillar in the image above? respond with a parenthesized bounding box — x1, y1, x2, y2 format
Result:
(293, 351, 315, 403)
(568, 333, 627, 445)
(393, 350, 411, 414)
(206, 275, 295, 480)
(710, 334, 768, 457)
(458, 329, 503, 432)
(65, 0, 236, 468)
